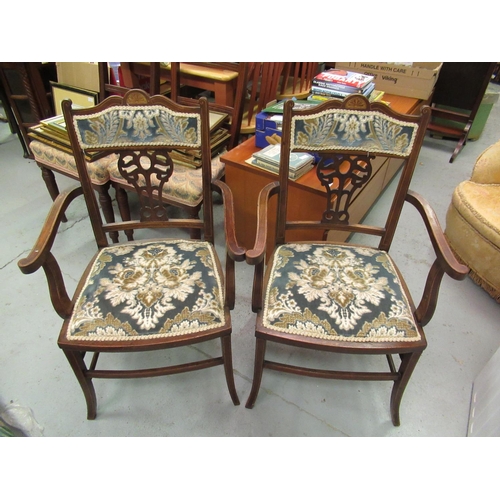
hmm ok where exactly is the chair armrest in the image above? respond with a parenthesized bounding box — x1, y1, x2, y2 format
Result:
(405, 190, 469, 325)
(212, 179, 246, 262)
(244, 181, 280, 312)
(18, 186, 83, 318)
(212, 179, 246, 311)
(246, 181, 280, 266)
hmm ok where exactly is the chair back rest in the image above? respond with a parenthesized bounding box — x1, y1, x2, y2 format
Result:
(169, 62, 248, 150)
(99, 62, 169, 99)
(63, 89, 214, 247)
(278, 62, 318, 98)
(277, 94, 431, 250)
(241, 62, 285, 129)
(0, 62, 55, 154)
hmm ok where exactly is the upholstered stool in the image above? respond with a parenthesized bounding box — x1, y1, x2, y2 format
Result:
(29, 140, 121, 242)
(108, 154, 226, 211)
(445, 139, 500, 301)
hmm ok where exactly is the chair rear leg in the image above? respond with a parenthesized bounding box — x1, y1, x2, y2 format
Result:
(115, 185, 134, 241)
(221, 335, 240, 405)
(96, 184, 119, 243)
(245, 337, 266, 409)
(63, 349, 98, 420)
(390, 351, 421, 426)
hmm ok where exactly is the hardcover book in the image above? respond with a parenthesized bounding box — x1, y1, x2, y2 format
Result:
(252, 144, 314, 171)
(263, 99, 321, 114)
(312, 69, 375, 89)
(311, 81, 375, 99)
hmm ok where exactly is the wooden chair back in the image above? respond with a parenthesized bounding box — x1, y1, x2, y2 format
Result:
(0, 62, 55, 157)
(62, 89, 215, 248)
(275, 94, 431, 252)
(98, 62, 169, 98)
(277, 62, 319, 100)
(169, 62, 248, 150)
(240, 62, 285, 135)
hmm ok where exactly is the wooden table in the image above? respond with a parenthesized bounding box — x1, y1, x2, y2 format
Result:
(121, 62, 239, 107)
(221, 94, 424, 253)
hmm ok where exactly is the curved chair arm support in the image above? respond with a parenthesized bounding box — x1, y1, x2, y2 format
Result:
(406, 190, 469, 279)
(246, 181, 280, 266)
(212, 179, 246, 262)
(244, 181, 280, 312)
(405, 190, 469, 326)
(18, 186, 83, 319)
(212, 180, 246, 310)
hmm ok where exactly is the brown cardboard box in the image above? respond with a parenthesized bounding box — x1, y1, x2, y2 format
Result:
(56, 62, 100, 92)
(335, 62, 442, 100)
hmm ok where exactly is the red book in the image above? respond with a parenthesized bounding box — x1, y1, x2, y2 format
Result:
(313, 69, 374, 90)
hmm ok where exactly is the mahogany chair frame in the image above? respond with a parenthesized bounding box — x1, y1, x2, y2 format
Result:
(18, 90, 245, 419)
(244, 95, 469, 425)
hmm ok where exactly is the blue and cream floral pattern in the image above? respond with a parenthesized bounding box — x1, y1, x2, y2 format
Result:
(263, 244, 420, 343)
(73, 106, 201, 149)
(291, 109, 419, 156)
(66, 240, 225, 341)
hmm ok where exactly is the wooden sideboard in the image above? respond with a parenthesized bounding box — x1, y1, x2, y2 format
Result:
(221, 94, 424, 254)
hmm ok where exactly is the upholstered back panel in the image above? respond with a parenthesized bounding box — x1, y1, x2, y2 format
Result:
(72, 106, 201, 149)
(291, 108, 419, 157)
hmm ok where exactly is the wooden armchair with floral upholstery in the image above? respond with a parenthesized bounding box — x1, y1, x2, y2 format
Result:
(244, 94, 469, 425)
(18, 89, 245, 419)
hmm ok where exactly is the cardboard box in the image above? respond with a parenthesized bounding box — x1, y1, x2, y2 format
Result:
(56, 62, 100, 92)
(255, 111, 282, 148)
(335, 62, 442, 100)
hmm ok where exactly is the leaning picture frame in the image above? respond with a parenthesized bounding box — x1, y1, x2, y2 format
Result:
(51, 82, 99, 115)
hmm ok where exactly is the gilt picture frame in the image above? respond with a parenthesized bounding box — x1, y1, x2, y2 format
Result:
(51, 82, 99, 115)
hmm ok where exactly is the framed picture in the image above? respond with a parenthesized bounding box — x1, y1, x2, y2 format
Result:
(51, 82, 99, 116)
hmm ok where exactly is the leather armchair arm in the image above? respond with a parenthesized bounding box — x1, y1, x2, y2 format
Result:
(18, 186, 84, 319)
(470, 140, 500, 184)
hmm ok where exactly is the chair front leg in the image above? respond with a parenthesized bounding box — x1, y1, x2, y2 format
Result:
(63, 350, 98, 420)
(245, 337, 267, 409)
(221, 335, 240, 406)
(390, 351, 421, 427)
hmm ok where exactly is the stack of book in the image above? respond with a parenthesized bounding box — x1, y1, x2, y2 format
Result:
(309, 69, 376, 102)
(247, 144, 315, 180)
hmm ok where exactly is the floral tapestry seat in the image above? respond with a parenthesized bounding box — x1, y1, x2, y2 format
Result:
(66, 239, 227, 342)
(263, 243, 420, 343)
